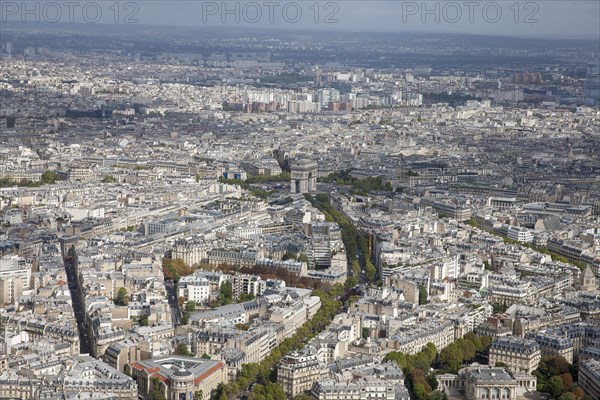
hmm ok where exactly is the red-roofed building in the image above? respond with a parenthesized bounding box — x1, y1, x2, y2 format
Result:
(127, 355, 226, 400)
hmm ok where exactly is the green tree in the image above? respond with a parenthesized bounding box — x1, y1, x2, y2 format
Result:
(464, 332, 483, 352)
(427, 392, 445, 400)
(362, 327, 370, 339)
(412, 352, 433, 372)
(492, 302, 508, 313)
(478, 335, 493, 349)
(249, 382, 286, 400)
(330, 283, 345, 298)
(560, 373, 573, 388)
(220, 281, 233, 303)
(40, 170, 60, 184)
(413, 383, 428, 400)
(239, 293, 255, 302)
(440, 343, 463, 373)
(139, 316, 149, 326)
(344, 275, 358, 290)
(185, 301, 198, 313)
(115, 287, 128, 306)
(418, 285, 429, 305)
(426, 373, 439, 391)
(546, 376, 565, 399)
(558, 393, 575, 400)
(175, 343, 190, 356)
(383, 351, 408, 370)
(151, 377, 166, 400)
(211, 288, 343, 400)
(423, 343, 437, 364)
(365, 260, 376, 282)
(457, 339, 476, 361)
(101, 175, 116, 183)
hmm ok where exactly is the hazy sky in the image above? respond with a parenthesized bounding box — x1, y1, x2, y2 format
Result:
(135, 0, 599, 38)
(2, 1, 599, 39)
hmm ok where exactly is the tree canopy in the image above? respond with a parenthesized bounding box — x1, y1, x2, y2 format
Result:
(115, 287, 128, 306)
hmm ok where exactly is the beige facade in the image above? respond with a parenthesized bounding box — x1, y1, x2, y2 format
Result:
(489, 337, 541, 374)
(290, 159, 317, 194)
(438, 366, 536, 400)
(0, 278, 23, 305)
(129, 356, 226, 400)
(278, 348, 321, 398)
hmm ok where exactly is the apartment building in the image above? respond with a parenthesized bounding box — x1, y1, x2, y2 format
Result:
(489, 337, 541, 374)
(278, 347, 321, 398)
(386, 320, 455, 355)
(506, 226, 534, 243)
(178, 276, 211, 304)
(63, 357, 138, 399)
(231, 274, 266, 299)
(171, 239, 210, 266)
(579, 359, 600, 399)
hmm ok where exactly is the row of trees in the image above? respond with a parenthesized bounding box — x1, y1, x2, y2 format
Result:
(319, 170, 393, 195)
(384, 343, 442, 400)
(439, 332, 492, 373)
(162, 258, 194, 282)
(212, 289, 343, 400)
(244, 172, 291, 184)
(0, 170, 60, 188)
(305, 193, 377, 283)
(382, 333, 492, 400)
(468, 218, 586, 272)
(383, 333, 492, 377)
(212, 261, 333, 291)
(216, 172, 291, 200)
(534, 356, 591, 400)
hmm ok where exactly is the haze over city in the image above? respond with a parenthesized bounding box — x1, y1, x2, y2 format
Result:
(0, 3, 599, 400)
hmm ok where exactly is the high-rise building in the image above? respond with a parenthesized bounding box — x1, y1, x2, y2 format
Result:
(585, 62, 600, 105)
(316, 88, 340, 109)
